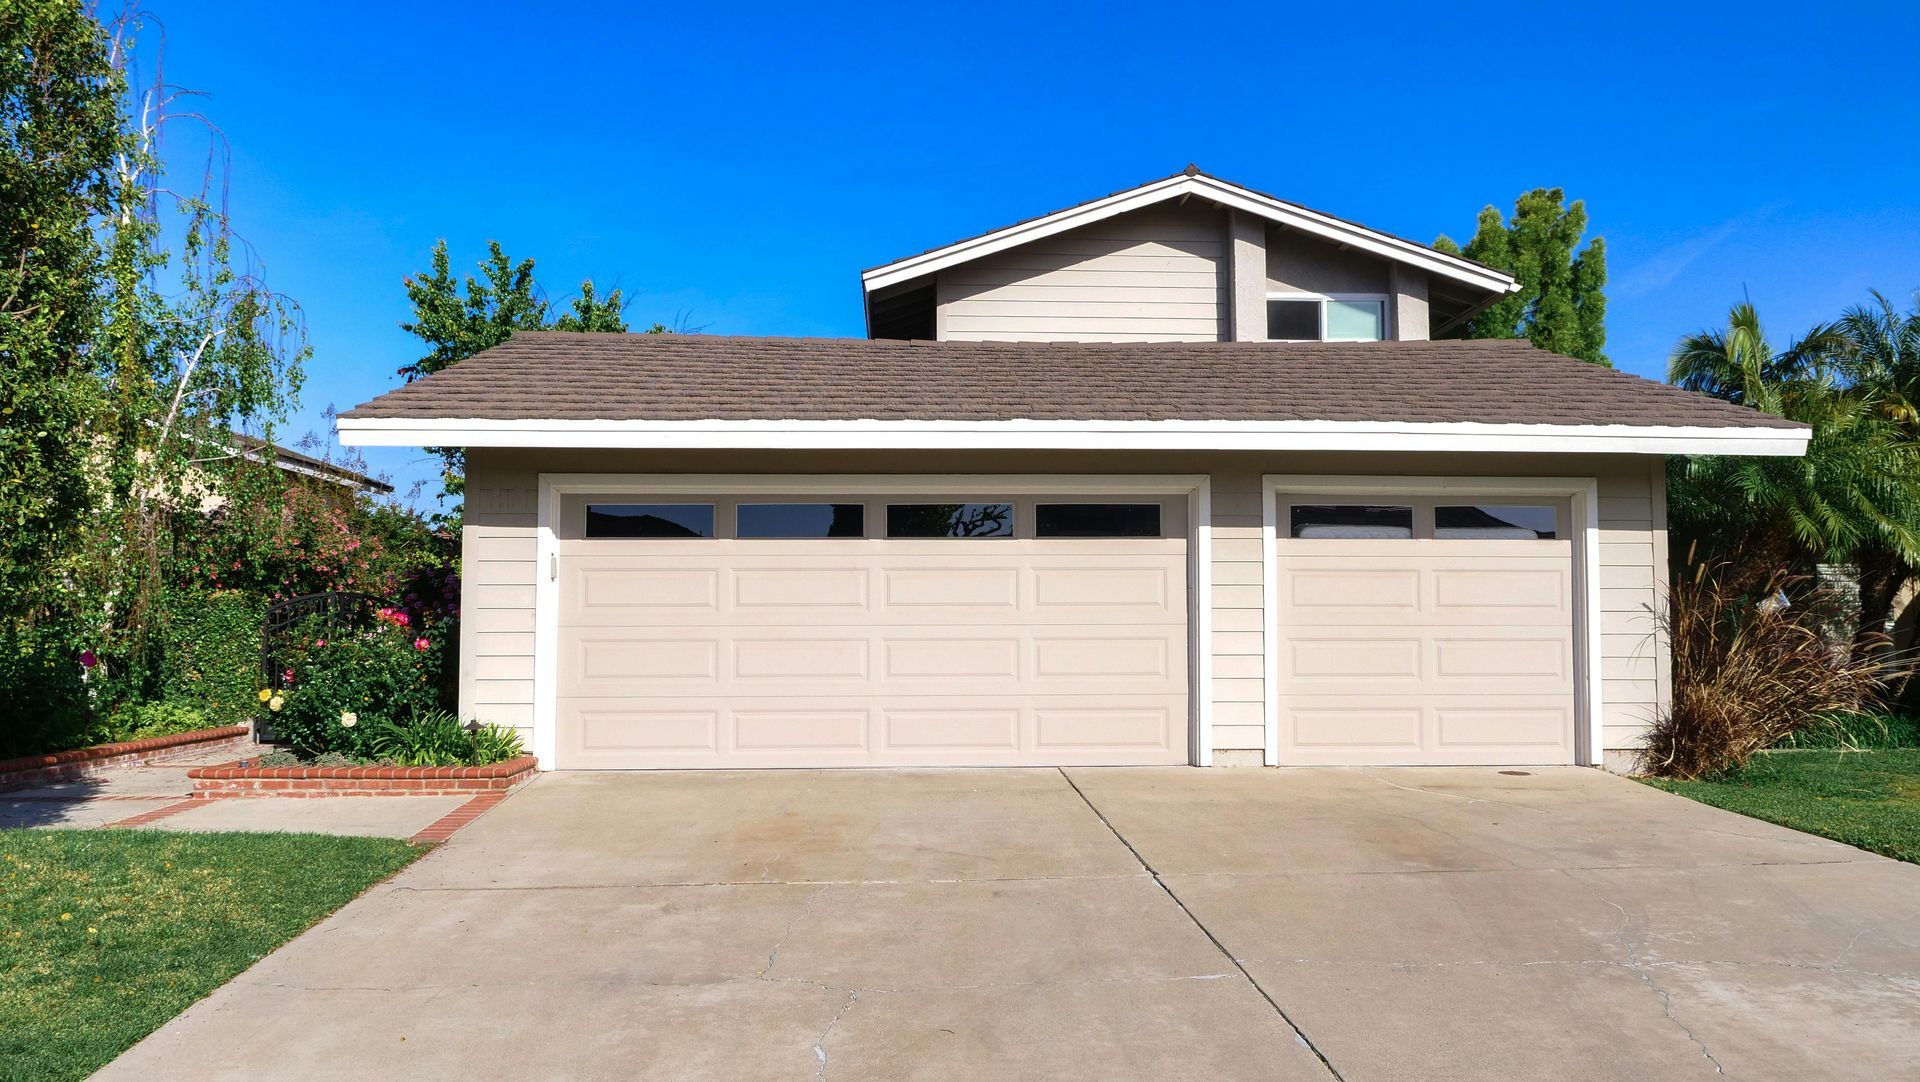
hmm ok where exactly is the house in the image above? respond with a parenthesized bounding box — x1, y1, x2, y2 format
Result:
(337, 168, 1805, 772)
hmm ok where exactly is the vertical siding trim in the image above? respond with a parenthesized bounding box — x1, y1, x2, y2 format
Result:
(1579, 479, 1605, 766)
(1259, 480, 1280, 764)
(1193, 478, 1215, 765)
(531, 476, 560, 769)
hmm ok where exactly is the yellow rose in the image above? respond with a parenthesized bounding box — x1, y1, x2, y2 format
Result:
(268, 695, 284, 712)
(257, 689, 273, 703)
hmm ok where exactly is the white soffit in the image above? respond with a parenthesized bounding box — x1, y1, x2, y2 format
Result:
(336, 417, 1809, 457)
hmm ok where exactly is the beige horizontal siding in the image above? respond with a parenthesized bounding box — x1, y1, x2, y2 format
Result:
(1596, 464, 1669, 752)
(1208, 471, 1266, 754)
(460, 470, 541, 746)
(938, 203, 1226, 342)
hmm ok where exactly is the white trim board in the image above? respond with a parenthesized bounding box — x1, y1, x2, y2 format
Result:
(342, 417, 1808, 457)
(1259, 474, 1605, 768)
(532, 473, 1215, 770)
(861, 172, 1524, 297)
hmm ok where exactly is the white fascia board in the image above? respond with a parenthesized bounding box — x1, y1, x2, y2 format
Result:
(860, 174, 1521, 297)
(338, 417, 1809, 457)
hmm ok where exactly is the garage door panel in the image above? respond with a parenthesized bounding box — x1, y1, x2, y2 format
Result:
(1432, 635, 1570, 680)
(1432, 567, 1568, 613)
(882, 709, 1021, 751)
(576, 565, 721, 613)
(732, 637, 870, 680)
(734, 567, 869, 609)
(557, 526, 1188, 768)
(1274, 504, 1576, 766)
(1286, 703, 1424, 749)
(1433, 706, 1572, 749)
(882, 566, 1019, 608)
(734, 708, 870, 752)
(1286, 636, 1423, 680)
(882, 637, 1023, 680)
(573, 708, 721, 757)
(1035, 701, 1182, 750)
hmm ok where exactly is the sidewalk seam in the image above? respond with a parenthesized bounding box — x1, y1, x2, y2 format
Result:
(1057, 767, 1346, 1081)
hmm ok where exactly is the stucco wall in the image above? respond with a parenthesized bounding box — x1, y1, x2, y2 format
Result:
(459, 449, 1672, 762)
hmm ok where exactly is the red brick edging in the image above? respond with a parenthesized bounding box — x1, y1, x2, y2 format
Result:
(102, 799, 203, 829)
(409, 791, 511, 844)
(0, 726, 254, 792)
(188, 754, 540, 798)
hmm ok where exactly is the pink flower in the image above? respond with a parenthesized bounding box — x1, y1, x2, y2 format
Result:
(79, 649, 98, 669)
(414, 637, 430, 652)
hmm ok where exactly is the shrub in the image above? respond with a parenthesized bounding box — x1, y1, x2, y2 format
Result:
(103, 701, 209, 742)
(0, 615, 95, 758)
(468, 721, 524, 765)
(1774, 711, 1920, 750)
(366, 709, 524, 767)
(268, 610, 441, 756)
(158, 589, 262, 726)
(1645, 566, 1886, 779)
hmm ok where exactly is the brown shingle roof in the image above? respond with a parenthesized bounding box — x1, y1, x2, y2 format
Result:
(340, 332, 1802, 430)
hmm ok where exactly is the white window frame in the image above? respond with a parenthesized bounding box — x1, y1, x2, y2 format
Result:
(534, 473, 1215, 770)
(1264, 291, 1390, 342)
(1260, 474, 1603, 768)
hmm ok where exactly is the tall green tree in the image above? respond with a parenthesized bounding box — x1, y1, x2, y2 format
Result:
(0, 0, 121, 614)
(1435, 189, 1609, 365)
(2, 2, 309, 730)
(399, 241, 628, 504)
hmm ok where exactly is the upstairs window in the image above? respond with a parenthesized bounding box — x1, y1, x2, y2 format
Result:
(1266, 295, 1387, 342)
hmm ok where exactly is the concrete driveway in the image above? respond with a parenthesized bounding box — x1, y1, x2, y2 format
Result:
(102, 767, 1920, 1080)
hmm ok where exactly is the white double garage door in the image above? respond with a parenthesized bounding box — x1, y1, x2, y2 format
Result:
(551, 484, 1576, 769)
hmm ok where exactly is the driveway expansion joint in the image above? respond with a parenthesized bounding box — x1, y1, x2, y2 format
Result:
(1058, 768, 1347, 1082)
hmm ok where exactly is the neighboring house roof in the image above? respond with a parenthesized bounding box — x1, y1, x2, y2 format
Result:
(860, 165, 1522, 300)
(230, 433, 394, 494)
(336, 332, 1807, 456)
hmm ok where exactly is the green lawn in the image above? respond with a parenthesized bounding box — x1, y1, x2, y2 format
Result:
(0, 830, 421, 1081)
(1644, 748, 1920, 864)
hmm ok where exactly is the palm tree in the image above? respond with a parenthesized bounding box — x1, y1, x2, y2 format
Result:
(1830, 292, 1920, 663)
(1668, 303, 1920, 599)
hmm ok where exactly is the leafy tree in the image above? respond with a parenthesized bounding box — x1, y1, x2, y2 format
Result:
(1668, 302, 1920, 655)
(399, 241, 628, 503)
(1, 3, 310, 738)
(1435, 189, 1609, 365)
(0, 0, 120, 615)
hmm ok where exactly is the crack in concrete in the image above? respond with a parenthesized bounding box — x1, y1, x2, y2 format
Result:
(761, 883, 832, 979)
(1595, 891, 1726, 1075)
(812, 989, 858, 1081)
(1057, 768, 1346, 1081)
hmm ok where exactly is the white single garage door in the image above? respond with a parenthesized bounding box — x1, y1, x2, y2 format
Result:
(554, 493, 1190, 768)
(1274, 496, 1577, 766)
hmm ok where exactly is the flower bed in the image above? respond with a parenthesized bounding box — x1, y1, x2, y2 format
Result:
(0, 725, 254, 792)
(187, 754, 539, 798)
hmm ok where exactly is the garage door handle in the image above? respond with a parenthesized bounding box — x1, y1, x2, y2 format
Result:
(551, 554, 557, 581)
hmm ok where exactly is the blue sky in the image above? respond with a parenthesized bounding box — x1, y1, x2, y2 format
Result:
(141, 1, 1919, 509)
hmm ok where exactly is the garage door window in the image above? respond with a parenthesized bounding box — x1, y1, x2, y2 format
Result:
(1435, 505, 1557, 540)
(887, 503, 1014, 538)
(737, 503, 865, 538)
(1290, 504, 1413, 539)
(1035, 503, 1161, 538)
(585, 503, 715, 538)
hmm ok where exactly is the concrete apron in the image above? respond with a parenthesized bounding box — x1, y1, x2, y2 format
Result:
(98, 767, 1920, 1081)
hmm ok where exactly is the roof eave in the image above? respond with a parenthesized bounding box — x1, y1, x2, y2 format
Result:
(860, 173, 1519, 298)
(337, 417, 1807, 458)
